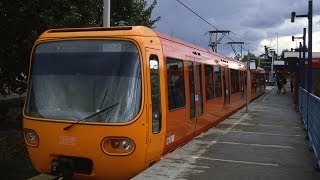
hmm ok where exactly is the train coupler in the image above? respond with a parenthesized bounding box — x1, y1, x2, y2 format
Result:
(51, 158, 75, 180)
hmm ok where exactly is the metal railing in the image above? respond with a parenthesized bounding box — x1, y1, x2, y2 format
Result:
(299, 87, 320, 168)
(300, 88, 308, 129)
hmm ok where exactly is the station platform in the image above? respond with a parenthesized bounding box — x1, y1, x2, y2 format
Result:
(133, 87, 320, 180)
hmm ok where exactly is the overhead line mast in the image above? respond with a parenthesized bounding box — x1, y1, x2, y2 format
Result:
(207, 30, 230, 53)
(175, 0, 249, 53)
(227, 42, 245, 59)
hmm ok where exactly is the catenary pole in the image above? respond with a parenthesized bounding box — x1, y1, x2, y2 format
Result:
(103, 0, 111, 27)
(246, 50, 249, 113)
(306, 0, 313, 134)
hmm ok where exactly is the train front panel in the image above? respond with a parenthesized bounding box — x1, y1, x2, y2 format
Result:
(23, 38, 153, 179)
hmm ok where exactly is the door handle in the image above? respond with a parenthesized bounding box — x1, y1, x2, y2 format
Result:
(195, 94, 199, 102)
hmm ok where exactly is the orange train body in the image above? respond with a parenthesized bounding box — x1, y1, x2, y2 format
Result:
(23, 26, 265, 179)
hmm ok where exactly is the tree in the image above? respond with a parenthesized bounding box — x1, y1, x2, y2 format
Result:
(0, 0, 160, 97)
(241, 52, 258, 62)
(111, 0, 160, 27)
(280, 49, 289, 60)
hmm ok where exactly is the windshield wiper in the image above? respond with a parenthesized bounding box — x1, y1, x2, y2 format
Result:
(63, 102, 119, 131)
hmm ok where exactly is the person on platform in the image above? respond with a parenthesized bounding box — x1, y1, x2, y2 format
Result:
(276, 76, 282, 94)
(290, 76, 294, 92)
(282, 76, 287, 94)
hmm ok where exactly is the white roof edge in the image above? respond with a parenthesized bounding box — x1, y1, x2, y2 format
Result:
(284, 52, 320, 58)
(274, 60, 285, 65)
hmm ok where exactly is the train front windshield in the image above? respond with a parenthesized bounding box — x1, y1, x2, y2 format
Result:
(25, 40, 142, 123)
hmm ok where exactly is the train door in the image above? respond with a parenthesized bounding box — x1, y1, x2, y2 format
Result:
(241, 71, 245, 98)
(145, 48, 165, 163)
(195, 62, 204, 116)
(188, 61, 204, 132)
(223, 67, 230, 105)
(187, 61, 197, 132)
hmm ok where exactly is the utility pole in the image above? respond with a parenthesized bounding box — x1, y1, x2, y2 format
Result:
(307, 0, 312, 94)
(291, 0, 312, 93)
(302, 28, 306, 89)
(207, 30, 230, 53)
(276, 33, 279, 60)
(269, 48, 275, 80)
(291, 28, 306, 88)
(103, 0, 111, 27)
(271, 51, 274, 79)
(246, 50, 250, 113)
(299, 42, 302, 90)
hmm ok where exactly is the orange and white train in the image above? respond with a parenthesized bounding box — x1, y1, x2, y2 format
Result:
(23, 26, 265, 179)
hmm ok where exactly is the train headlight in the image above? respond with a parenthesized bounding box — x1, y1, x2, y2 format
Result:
(111, 139, 120, 149)
(24, 129, 39, 147)
(121, 140, 131, 151)
(101, 137, 135, 156)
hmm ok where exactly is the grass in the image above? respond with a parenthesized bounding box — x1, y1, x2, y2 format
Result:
(0, 97, 24, 131)
(0, 96, 37, 179)
(0, 132, 38, 179)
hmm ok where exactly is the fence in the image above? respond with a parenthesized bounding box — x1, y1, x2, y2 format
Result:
(299, 87, 320, 168)
(299, 88, 308, 129)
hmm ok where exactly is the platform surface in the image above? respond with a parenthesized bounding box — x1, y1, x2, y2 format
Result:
(133, 87, 320, 180)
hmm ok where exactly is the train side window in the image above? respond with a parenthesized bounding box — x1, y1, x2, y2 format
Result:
(149, 55, 161, 133)
(167, 58, 186, 110)
(214, 66, 222, 98)
(231, 69, 240, 94)
(236, 70, 240, 92)
(205, 64, 214, 100)
(252, 73, 257, 93)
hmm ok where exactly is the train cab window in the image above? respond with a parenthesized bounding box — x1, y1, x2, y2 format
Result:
(25, 40, 141, 123)
(167, 58, 186, 110)
(205, 65, 214, 100)
(214, 66, 222, 98)
(149, 55, 161, 133)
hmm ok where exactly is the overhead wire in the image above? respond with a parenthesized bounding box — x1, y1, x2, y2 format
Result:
(174, 0, 251, 52)
(175, 0, 219, 31)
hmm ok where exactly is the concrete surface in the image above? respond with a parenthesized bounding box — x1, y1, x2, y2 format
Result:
(133, 86, 320, 180)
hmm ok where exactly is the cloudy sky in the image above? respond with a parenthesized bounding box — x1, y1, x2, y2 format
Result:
(148, 0, 320, 58)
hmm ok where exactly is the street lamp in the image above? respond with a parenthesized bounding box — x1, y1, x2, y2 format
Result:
(292, 34, 304, 87)
(291, 0, 312, 93)
(291, 0, 312, 139)
(275, 33, 278, 61)
(270, 48, 275, 79)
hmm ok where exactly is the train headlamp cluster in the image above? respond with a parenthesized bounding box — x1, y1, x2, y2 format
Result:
(101, 137, 135, 156)
(24, 129, 39, 147)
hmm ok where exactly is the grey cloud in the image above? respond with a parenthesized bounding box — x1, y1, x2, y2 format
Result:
(149, 0, 319, 56)
(241, 30, 267, 42)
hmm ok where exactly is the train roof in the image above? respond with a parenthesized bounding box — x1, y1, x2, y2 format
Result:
(154, 31, 243, 68)
(38, 26, 158, 41)
(37, 26, 244, 69)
